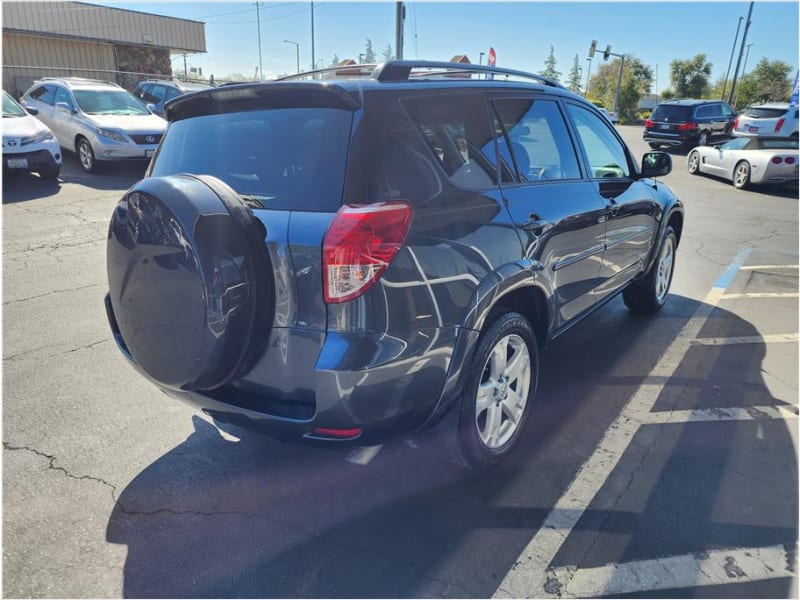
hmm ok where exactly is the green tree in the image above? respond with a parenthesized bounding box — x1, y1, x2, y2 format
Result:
(669, 54, 712, 98)
(364, 39, 376, 63)
(734, 58, 793, 107)
(542, 45, 561, 81)
(566, 54, 583, 94)
(588, 56, 653, 124)
(382, 44, 394, 62)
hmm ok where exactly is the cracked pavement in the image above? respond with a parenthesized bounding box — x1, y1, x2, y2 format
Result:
(3, 132, 797, 598)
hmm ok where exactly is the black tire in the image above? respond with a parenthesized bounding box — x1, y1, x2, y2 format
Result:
(623, 226, 677, 315)
(648, 142, 662, 150)
(697, 130, 710, 146)
(732, 160, 751, 190)
(76, 137, 97, 173)
(687, 150, 701, 175)
(39, 165, 60, 180)
(457, 312, 539, 468)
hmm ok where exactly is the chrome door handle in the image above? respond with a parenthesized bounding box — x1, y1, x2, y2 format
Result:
(522, 218, 550, 236)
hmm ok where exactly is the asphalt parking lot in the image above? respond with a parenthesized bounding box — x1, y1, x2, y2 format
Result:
(3, 127, 798, 598)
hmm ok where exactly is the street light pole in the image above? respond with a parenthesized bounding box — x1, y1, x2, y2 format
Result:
(734, 43, 754, 109)
(722, 16, 744, 100)
(310, 1, 315, 72)
(479, 52, 485, 65)
(253, 2, 263, 81)
(584, 57, 592, 96)
(728, 0, 754, 107)
(284, 40, 300, 74)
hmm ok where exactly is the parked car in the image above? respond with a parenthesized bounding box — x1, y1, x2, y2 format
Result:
(105, 60, 684, 467)
(733, 102, 799, 139)
(133, 79, 212, 118)
(604, 108, 619, 124)
(687, 135, 798, 189)
(2, 90, 62, 179)
(644, 98, 736, 149)
(21, 77, 166, 173)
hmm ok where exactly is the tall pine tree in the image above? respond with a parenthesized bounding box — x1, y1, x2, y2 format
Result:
(542, 46, 561, 82)
(567, 54, 583, 93)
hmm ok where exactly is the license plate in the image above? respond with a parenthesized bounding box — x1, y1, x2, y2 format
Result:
(748, 126, 759, 133)
(7, 158, 28, 169)
(659, 124, 670, 130)
(145, 149, 154, 158)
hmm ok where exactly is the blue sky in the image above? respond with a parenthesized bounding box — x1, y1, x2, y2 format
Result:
(107, 1, 799, 92)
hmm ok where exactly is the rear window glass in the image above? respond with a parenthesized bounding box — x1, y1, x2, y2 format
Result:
(651, 105, 692, 121)
(151, 108, 352, 211)
(760, 138, 798, 150)
(744, 107, 788, 119)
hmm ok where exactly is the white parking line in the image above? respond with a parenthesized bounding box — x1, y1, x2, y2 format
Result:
(643, 405, 799, 425)
(546, 544, 797, 598)
(345, 445, 383, 466)
(739, 265, 799, 270)
(720, 292, 799, 299)
(691, 333, 799, 346)
(493, 247, 753, 599)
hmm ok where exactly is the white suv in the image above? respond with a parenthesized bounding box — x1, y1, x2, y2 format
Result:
(21, 77, 166, 173)
(2, 91, 62, 179)
(733, 102, 799, 139)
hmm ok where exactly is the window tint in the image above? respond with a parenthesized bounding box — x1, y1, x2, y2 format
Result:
(760, 138, 798, 150)
(720, 104, 734, 117)
(721, 137, 750, 150)
(54, 87, 73, 109)
(29, 85, 55, 105)
(695, 106, 711, 119)
(151, 108, 352, 211)
(744, 107, 788, 119)
(651, 104, 691, 121)
(404, 94, 498, 189)
(566, 104, 630, 178)
(707, 104, 722, 117)
(149, 85, 167, 101)
(164, 87, 181, 101)
(493, 98, 580, 181)
(73, 90, 149, 115)
(134, 84, 150, 99)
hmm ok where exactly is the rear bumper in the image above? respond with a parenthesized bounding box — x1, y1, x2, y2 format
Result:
(106, 294, 457, 444)
(643, 129, 698, 147)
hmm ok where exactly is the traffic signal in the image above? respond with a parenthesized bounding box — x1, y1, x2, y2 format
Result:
(603, 45, 611, 61)
(588, 40, 597, 58)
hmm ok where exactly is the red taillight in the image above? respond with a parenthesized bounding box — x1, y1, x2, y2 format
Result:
(775, 118, 785, 133)
(310, 427, 363, 439)
(785, 156, 796, 165)
(676, 121, 697, 131)
(771, 156, 783, 164)
(323, 201, 413, 304)
(734, 117, 739, 130)
(644, 118, 654, 129)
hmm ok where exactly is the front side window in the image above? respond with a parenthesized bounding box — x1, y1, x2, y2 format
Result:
(29, 85, 55, 105)
(73, 89, 149, 115)
(403, 93, 498, 190)
(566, 104, 630, 179)
(493, 98, 581, 182)
(54, 87, 74, 110)
(721, 104, 734, 117)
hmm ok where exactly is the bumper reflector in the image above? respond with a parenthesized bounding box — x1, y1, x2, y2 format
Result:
(310, 427, 363, 439)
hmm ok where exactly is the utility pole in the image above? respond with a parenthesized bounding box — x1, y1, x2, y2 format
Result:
(395, 1, 405, 60)
(183, 54, 188, 79)
(310, 1, 315, 73)
(734, 43, 754, 108)
(254, 2, 263, 81)
(479, 52, 485, 65)
(584, 57, 592, 96)
(728, 1, 754, 107)
(722, 16, 744, 100)
(284, 40, 300, 74)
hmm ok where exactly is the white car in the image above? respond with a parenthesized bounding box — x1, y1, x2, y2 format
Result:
(21, 77, 166, 173)
(687, 135, 798, 189)
(2, 90, 62, 179)
(604, 109, 619, 124)
(733, 102, 799, 139)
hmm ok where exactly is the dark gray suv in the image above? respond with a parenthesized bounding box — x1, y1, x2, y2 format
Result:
(105, 61, 684, 467)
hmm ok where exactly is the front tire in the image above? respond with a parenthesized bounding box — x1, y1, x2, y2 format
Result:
(733, 160, 751, 190)
(687, 150, 700, 175)
(698, 130, 710, 146)
(77, 137, 97, 173)
(623, 226, 677, 314)
(457, 312, 538, 469)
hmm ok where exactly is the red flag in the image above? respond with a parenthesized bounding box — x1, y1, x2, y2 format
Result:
(488, 47, 496, 67)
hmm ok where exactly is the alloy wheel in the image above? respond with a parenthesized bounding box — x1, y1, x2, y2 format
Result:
(655, 236, 675, 303)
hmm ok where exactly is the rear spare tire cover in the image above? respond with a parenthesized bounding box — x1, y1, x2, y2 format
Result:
(106, 174, 273, 391)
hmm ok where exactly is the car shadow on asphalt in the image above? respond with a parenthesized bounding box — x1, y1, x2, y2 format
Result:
(105, 295, 797, 598)
(2, 154, 146, 204)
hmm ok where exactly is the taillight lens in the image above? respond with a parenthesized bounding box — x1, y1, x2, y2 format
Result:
(677, 121, 697, 131)
(644, 118, 654, 129)
(323, 201, 413, 304)
(785, 156, 796, 165)
(775, 118, 785, 132)
(771, 156, 783, 164)
(734, 118, 739, 130)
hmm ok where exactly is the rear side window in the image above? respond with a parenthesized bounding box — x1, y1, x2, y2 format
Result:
(492, 98, 581, 181)
(151, 108, 352, 211)
(745, 107, 789, 119)
(403, 93, 499, 190)
(29, 84, 55, 105)
(651, 104, 691, 121)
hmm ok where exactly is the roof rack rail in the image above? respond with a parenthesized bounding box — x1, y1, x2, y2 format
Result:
(39, 76, 120, 87)
(274, 64, 379, 82)
(372, 60, 565, 89)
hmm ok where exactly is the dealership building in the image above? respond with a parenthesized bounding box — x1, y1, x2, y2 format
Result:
(2, 1, 206, 96)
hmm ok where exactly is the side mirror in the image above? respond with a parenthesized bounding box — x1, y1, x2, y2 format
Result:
(24, 104, 39, 116)
(640, 151, 672, 178)
(55, 101, 74, 114)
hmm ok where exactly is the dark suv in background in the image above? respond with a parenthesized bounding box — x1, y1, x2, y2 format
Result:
(105, 61, 684, 467)
(133, 79, 212, 118)
(644, 98, 736, 149)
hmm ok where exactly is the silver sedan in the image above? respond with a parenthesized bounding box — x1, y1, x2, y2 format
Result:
(687, 136, 798, 189)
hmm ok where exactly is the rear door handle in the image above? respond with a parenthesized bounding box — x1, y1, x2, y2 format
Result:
(522, 217, 550, 236)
